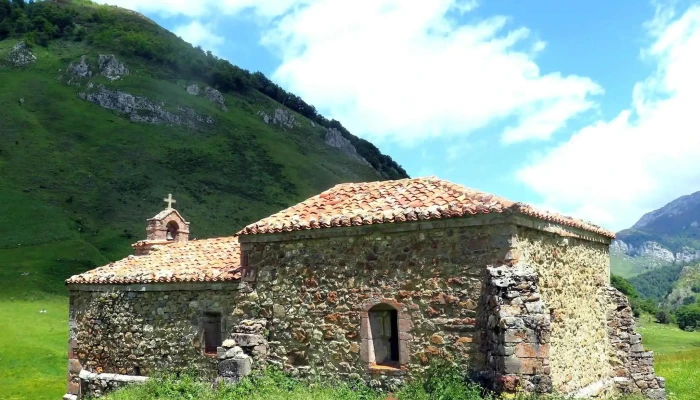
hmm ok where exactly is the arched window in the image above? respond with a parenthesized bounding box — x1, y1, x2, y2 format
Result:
(368, 303, 399, 366)
(165, 221, 179, 241)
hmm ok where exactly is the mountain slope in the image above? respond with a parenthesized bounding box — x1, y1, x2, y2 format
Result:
(0, 0, 407, 299)
(663, 264, 700, 310)
(611, 191, 700, 277)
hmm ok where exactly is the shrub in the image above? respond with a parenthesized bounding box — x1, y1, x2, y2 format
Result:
(655, 310, 672, 324)
(676, 304, 700, 331)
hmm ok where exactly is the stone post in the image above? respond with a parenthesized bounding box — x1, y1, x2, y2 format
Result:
(483, 263, 552, 394)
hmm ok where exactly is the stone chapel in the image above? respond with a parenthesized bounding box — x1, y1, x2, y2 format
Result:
(63, 177, 666, 400)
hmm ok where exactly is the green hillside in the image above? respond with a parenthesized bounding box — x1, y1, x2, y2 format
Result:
(0, 0, 407, 300)
(663, 264, 700, 310)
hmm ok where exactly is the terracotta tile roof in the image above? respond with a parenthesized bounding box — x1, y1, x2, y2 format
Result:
(66, 237, 241, 285)
(238, 177, 615, 238)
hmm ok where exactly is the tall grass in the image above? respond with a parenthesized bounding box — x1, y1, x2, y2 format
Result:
(101, 364, 646, 400)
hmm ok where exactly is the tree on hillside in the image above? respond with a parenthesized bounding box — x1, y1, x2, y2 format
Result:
(612, 274, 659, 317)
(612, 274, 638, 297)
(0, 0, 11, 19)
(676, 304, 700, 331)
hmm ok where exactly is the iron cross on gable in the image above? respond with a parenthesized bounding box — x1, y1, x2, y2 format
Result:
(163, 193, 176, 209)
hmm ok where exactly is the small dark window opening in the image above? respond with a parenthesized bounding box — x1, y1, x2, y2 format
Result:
(368, 304, 399, 366)
(202, 312, 222, 354)
(166, 221, 179, 241)
(133, 366, 141, 376)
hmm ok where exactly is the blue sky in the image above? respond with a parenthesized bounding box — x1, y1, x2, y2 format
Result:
(99, 0, 700, 232)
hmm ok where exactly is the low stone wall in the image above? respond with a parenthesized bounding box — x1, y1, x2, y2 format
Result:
(606, 287, 666, 400)
(66, 282, 254, 398)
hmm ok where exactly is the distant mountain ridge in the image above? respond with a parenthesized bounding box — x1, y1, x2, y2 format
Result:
(612, 190, 700, 277)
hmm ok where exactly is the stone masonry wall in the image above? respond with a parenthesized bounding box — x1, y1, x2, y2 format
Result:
(515, 227, 612, 395)
(606, 287, 666, 400)
(66, 284, 255, 398)
(242, 223, 513, 390)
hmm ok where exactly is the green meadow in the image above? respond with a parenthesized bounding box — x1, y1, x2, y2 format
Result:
(638, 316, 700, 400)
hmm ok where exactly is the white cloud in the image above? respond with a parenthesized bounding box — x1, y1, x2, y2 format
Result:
(98, 0, 601, 144)
(260, 0, 602, 144)
(174, 21, 224, 51)
(518, 4, 700, 231)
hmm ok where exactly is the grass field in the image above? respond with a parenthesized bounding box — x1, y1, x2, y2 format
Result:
(638, 315, 700, 400)
(1, 302, 698, 400)
(0, 297, 68, 400)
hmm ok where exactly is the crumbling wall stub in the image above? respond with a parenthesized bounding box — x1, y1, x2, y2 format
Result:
(482, 263, 552, 394)
(606, 287, 666, 400)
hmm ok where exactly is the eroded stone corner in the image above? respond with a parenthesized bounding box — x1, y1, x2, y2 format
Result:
(482, 263, 552, 394)
(606, 287, 666, 400)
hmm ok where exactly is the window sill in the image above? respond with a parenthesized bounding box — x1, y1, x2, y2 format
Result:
(368, 363, 406, 376)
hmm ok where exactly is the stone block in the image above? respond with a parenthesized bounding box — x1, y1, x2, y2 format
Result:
(67, 380, 80, 395)
(504, 328, 536, 343)
(656, 377, 665, 388)
(515, 343, 549, 358)
(225, 346, 244, 359)
(273, 304, 285, 318)
(503, 355, 521, 374)
(399, 339, 410, 363)
(68, 358, 82, 374)
(524, 300, 544, 314)
(398, 318, 413, 332)
(231, 333, 266, 347)
(218, 357, 252, 378)
(520, 358, 545, 375)
(222, 339, 237, 348)
(252, 344, 269, 357)
(646, 388, 667, 400)
(63, 394, 78, 400)
(630, 343, 644, 352)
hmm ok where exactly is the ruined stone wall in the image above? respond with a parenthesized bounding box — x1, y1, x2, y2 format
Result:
(515, 227, 612, 395)
(242, 222, 513, 389)
(481, 263, 552, 394)
(66, 283, 255, 398)
(606, 287, 666, 400)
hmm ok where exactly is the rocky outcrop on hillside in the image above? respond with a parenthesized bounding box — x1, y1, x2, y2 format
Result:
(6, 41, 36, 67)
(204, 87, 227, 110)
(662, 264, 700, 309)
(98, 55, 129, 81)
(325, 128, 371, 167)
(612, 239, 700, 266)
(79, 85, 214, 128)
(612, 190, 700, 275)
(68, 56, 91, 79)
(257, 108, 300, 129)
(186, 84, 200, 95)
(184, 84, 227, 110)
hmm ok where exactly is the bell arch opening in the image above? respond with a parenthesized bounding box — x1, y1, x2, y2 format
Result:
(166, 221, 179, 241)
